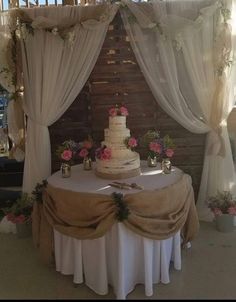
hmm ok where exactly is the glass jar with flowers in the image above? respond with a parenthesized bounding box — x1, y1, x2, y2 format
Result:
(78, 135, 94, 171)
(160, 135, 175, 174)
(207, 191, 236, 232)
(56, 139, 78, 177)
(4, 193, 33, 238)
(141, 130, 161, 167)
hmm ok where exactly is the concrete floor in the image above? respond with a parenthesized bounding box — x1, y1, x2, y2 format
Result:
(0, 221, 236, 300)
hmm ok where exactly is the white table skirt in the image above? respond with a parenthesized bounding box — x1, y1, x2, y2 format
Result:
(54, 224, 181, 299)
(49, 161, 184, 299)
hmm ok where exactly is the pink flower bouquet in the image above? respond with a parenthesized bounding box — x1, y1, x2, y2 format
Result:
(56, 139, 78, 164)
(78, 136, 94, 159)
(95, 145, 112, 160)
(108, 104, 129, 117)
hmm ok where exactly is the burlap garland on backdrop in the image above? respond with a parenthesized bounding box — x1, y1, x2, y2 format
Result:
(32, 173, 199, 264)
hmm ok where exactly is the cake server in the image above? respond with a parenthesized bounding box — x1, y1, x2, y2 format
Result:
(113, 181, 143, 190)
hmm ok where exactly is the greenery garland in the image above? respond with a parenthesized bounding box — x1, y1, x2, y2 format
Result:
(31, 180, 48, 204)
(111, 192, 130, 222)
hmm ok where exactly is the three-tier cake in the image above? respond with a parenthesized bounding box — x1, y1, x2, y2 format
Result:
(95, 107, 140, 179)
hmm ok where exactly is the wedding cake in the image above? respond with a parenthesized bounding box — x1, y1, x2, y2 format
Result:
(95, 106, 140, 179)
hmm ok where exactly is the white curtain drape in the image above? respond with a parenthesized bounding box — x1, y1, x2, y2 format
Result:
(120, 0, 236, 221)
(0, 11, 25, 162)
(20, 4, 118, 193)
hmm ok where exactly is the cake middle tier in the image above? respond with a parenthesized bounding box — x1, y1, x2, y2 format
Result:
(104, 128, 130, 145)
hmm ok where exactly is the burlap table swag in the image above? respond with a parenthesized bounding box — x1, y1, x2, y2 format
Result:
(112, 192, 130, 222)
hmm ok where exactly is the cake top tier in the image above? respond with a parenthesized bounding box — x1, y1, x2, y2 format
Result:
(109, 116, 126, 130)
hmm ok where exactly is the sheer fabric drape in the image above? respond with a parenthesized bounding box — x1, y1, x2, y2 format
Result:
(121, 0, 236, 221)
(20, 4, 118, 193)
(0, 11, 25, 161)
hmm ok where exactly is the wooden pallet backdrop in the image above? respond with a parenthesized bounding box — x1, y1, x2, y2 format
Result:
(49, 11, 206, 199)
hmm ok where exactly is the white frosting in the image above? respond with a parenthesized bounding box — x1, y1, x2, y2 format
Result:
(96, 115, 140, 178)
(96, 152, 140, 174)
(109, 116, 126, 130)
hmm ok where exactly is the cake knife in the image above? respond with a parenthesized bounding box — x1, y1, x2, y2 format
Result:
(113, 181, 143, 190)
(108, 183, 132, 190)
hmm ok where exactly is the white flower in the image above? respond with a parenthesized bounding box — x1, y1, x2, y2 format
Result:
(51, 27, 58, 35)
(67, 31, 75, 46)
(148, 22, 157, 29)
(21, 23, 29, 40)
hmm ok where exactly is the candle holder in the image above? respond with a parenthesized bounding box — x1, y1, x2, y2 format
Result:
(83, 157, 92, 170)
(61, 163, 71, 178)
(161, 158, 171, 174)
(147, 155, 157, 167)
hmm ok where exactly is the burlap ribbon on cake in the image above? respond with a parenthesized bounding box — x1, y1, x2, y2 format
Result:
(32, 173, 199, 264)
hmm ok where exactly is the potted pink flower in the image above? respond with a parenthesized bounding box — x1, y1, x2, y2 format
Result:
(4, 193, 33, 238)
(207, 191, 236, 232)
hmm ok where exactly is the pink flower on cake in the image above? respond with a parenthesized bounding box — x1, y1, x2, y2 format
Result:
(95, 146, 112, 160)
(108, 104, 129, 117)
(61, 149, 73, 161)
(120, 106, 129, 116)
(79, 148, 89, 158)
(109, 108, 117, 117)
(124, 136, 138, 150)
(165, 148, 174, 158)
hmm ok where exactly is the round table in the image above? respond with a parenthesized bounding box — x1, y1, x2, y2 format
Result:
(48, 160, 183, 194)
(48, 161, 184, 299)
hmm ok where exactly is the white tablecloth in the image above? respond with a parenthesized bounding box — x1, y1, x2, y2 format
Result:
(48, 161, 184, 299)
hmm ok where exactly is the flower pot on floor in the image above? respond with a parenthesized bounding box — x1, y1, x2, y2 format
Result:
(215, 214, 235, 233)
(16, 222, 32, 238)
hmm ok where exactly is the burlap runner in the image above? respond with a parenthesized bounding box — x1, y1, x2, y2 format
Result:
(32, 173, 199, 264)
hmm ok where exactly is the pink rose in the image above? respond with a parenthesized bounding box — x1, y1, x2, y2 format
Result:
(103, 147, 112, 159)
(165, 148, 174, 158)
(120, 106, 129, 116)
(228, 207, 236, 215)
(61, 150, 72, 161)
(79, 148, 89, 158)
(213, 208, 222, 216)
(149, 142, 162, 154)
(6, 213, 16, 223)
(83, 140, 92, 149)
(15, 214, 26, 224)
(109, 108, 117, 117)
(128, 137, 137, 148)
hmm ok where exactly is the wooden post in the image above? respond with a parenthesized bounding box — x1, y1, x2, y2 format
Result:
(9, 0, 19, 8)
(63, 0, 76, 5)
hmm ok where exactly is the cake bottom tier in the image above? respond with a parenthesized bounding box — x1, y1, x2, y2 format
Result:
(95, 153, 140, 179)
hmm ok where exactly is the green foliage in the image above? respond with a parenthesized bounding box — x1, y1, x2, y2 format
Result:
(162, 135, 175, 149)
(32, 180, 48, 204)
(112, 192, 130, 222)
(140, 130, 160, 148)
